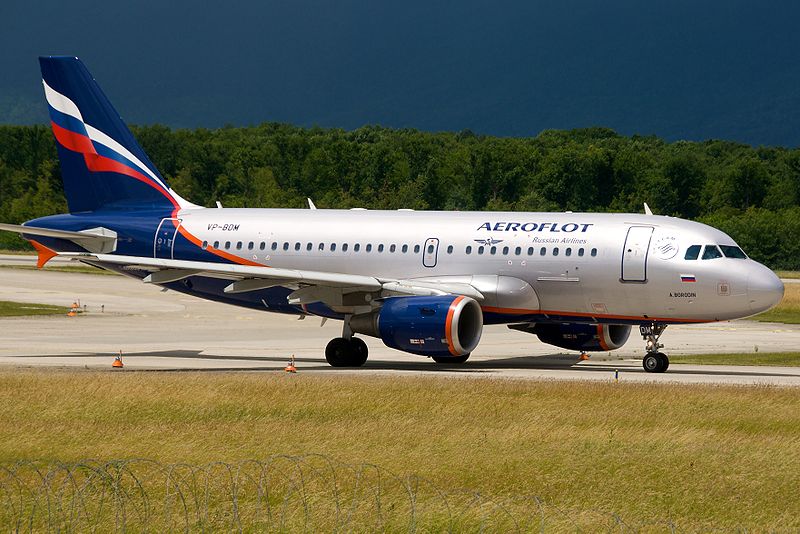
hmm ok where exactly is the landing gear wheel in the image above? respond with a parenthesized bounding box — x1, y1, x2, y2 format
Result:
(643, 352, 669, 373)
(432, 354, 470, 364)
(325, 337, 369, 367)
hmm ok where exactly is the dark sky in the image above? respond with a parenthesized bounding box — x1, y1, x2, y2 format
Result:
(1, 0, 799, 146)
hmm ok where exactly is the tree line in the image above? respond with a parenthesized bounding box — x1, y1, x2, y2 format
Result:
(0, 124, 798, 269)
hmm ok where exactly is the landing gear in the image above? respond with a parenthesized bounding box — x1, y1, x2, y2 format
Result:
(640, 323, 669, 373)
(325, 316, 369, 367)
(431, 354, 470, 364)
(325, 337, 369, 367)
(642, 352, 669, 373)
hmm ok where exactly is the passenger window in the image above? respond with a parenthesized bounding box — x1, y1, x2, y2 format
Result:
(426, 244, 433, 253)
(306, 243, 312, 251)
(213, 241, 219, 249)
(540, 247, 546, 256)
(565, 247, 572, 257)
(282, 242, 289, 251)
(331, 243, 337, 251)
(366, 244, 372, 252)
(553, 247, 559, 256)
(578, 248, 584, 257)
(202, 241, 208, 250)
(414, 245, 421, 253)
(502, 246, 509, 255)
(378, 244, 385, 253)
(591, 248, 598, 257)
(354, 244, 360, 252)
(684, 245, 701, 260)
(342, 243, 349, 252)
(720, 245, 747, 259)
(702, 245, 722, 260)
(527, 247, 534, 256)
(466, 246, 472, 254)
(515, 247, 521, 256)
(236, 241, 242, 250)
(319, 243, 325, 251)
(390, 244, 397, 253)
(294, 242, 301, 251)
(446, 245, 453, 254)
(478, 246, 485, 255)
(490, 246, 497, 255)
(260, 242, 266, 251)
(402, 244, 408, 253)
(225, 241, 231, 250)
(248, 242, 254, 250)
(271, 242, 278, 251)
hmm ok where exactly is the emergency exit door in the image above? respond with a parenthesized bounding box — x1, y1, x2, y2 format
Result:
(621, 226, 653, 282)
(422, 238, 439, 268)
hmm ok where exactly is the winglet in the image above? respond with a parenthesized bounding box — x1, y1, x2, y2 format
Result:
(643, 202, 653, 215)
(29, 240, 59, 268)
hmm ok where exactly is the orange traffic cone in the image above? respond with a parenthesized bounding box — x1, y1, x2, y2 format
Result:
(579, 352, 590, 361)
(112, 350, 124, 369)
(284, 354, 297, 373)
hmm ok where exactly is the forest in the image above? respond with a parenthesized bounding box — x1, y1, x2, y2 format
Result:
(0, 124, 798, 269)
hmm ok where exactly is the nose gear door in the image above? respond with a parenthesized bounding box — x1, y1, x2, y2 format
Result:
(621, 226, 653, 282)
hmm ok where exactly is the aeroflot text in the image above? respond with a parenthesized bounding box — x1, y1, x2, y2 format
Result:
(477, 222, 594, 232)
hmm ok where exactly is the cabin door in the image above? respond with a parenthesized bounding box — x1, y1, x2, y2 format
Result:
(154, 218, 182, 259)
(621, 226, 653, 282)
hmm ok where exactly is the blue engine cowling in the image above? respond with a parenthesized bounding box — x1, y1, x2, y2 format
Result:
(510, 322, 631, 352)
(350, 295, 484, 357)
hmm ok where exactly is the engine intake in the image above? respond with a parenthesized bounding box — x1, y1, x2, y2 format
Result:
(351, 295, 483, 356)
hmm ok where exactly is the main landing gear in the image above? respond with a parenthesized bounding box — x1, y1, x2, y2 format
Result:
(325, 316, 369, 367)
(640, 323, 669, 373)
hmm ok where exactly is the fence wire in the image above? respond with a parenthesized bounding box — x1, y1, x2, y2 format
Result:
(0, 456, 684, 532)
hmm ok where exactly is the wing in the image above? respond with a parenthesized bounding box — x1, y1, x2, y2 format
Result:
(62, 253, 485, 312)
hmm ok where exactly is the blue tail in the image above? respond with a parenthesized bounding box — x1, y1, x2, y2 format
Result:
(39, 56, 190, 213)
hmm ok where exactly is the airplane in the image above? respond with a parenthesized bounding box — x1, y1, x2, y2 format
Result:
(0, 56, 785, 373)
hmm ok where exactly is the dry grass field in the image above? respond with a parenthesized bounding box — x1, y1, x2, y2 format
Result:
(0, 370, 798, 530)
(752, 280, 800, 323)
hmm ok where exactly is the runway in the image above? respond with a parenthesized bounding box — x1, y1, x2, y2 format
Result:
(1, 258, 799, 386)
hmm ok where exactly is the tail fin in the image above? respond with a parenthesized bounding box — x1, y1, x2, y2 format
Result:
(39, 56, 195, 213)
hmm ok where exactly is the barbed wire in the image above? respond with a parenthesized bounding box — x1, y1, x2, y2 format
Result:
(0, 456, 690, 532)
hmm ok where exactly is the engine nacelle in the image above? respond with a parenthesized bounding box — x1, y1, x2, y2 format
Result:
(511, 322, 631, 352)
(350, 295, 483, 357)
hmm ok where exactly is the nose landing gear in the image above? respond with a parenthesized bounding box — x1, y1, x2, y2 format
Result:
(640, 323, 669, 373)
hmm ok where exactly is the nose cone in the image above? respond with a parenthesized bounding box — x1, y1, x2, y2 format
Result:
(748, 264, 784, 314)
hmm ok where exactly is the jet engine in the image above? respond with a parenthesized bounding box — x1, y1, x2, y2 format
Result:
(350, 295, 483, 357)
(510, 322, 631, 352)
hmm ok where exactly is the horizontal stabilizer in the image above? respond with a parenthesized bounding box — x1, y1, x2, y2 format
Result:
(0, 223, 117, 254)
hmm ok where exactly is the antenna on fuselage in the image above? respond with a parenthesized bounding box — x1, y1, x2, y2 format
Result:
(307, 198, 317, 210)
(216, 201, 223, 209)
(643, 202, 653, 215)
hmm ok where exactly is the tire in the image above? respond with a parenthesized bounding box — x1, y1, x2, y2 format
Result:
(325, 337, 368, 367)
(643, 352, 668, 373)
(350, 337, 369, 367)
(432, 354, 470, 364)
(325, 337, 352, 367)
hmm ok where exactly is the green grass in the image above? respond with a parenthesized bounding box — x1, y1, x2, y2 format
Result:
(671, 352, 800, 366)
(0, 300, 68, 316)
(0, 370, 798, 529)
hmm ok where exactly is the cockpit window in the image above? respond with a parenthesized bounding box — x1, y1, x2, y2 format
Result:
(719, 245, 747, 259)
(684, 245, 701, 260)
(701, 245, 723, 260)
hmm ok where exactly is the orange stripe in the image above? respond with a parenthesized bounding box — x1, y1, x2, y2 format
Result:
(445, 296, 465, 356)
(480, 305, 708, 324)
(169, 217, 265, 267)
(596, 324, 610, 351)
